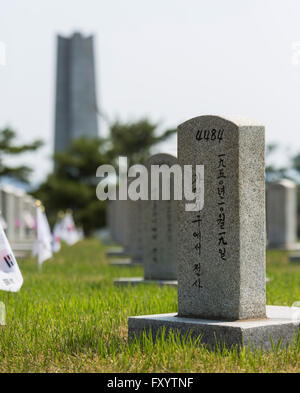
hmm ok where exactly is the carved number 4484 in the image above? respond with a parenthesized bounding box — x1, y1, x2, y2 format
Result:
(196, 129, 224, 143)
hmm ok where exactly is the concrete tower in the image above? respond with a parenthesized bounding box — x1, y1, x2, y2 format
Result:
(54, 32, 99, 153)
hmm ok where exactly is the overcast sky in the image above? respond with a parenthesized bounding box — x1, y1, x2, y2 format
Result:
(1, 0, 300, 185)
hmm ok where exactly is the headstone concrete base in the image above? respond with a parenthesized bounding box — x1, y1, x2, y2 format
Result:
(114, 277, 177, 287)
(109, 259, 141, 267)
(128, 306, 300, 351)
(289, 253, 300, 263)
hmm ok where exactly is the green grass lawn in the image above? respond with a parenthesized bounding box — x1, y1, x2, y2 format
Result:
(0, 238, 299, 373)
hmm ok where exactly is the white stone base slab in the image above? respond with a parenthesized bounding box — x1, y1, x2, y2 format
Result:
(114, 277, 178, 287)
(128, 306, 300, 351)
(106, 247, 126, 257)
(288, 242, 300, 251)
(109, 259, 141, 267)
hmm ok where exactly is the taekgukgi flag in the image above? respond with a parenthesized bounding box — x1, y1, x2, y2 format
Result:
(0, 221, 23, 292)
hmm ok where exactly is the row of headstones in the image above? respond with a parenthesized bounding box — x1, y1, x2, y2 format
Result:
(0, 185, 37, 252)
(107, 198, 143, 263)
(106, 115, 299, 350)
(107, 154, 177, 282)
(107, 168, 299, 282)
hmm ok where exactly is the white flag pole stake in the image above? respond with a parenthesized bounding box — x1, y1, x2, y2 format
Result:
(0, 212, 23, 292)
(35, 201, 53, 271)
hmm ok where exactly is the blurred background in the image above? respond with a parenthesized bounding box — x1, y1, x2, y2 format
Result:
(1, 0, 300, 234)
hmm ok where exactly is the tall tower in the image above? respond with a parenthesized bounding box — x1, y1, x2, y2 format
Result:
(54, 32, 99, 153)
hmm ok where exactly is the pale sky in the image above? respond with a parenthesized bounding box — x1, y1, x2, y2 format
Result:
(1, 0, 300, 185)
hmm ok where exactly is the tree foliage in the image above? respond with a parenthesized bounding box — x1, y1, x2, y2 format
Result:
(0, 128, 43, 183)
(265, 143, 288, 182)
(107, 119, 176, 166)
(33, 119, 176, 234)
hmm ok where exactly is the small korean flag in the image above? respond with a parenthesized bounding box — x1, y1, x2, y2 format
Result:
(0, 222, 23, 292)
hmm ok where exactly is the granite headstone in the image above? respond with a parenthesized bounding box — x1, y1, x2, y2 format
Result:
(128, 116, 299, 350)
(266, 179, 297, 250)
(143, 153, 177, 281)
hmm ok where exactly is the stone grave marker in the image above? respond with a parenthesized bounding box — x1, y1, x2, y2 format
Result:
(106, 200, 115, 241)
(128, 115, 300, 350)
(109, 199, 138, 266)
(126, 199, 143, 263)
(114, 154, 178, 285)
(266, 179, 298, 250)
(143, 154, 177, 282)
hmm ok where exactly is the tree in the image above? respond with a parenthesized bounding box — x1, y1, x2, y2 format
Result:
(107, 119, 176, 166)
(33, 137, 108, 235)
(0, 127, 43, 183)
(292, 153, 300, 175)
(33, 119, 176, 234)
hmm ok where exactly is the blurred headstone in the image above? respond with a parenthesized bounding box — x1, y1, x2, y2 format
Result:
(128, 115, 299, 350)
(143, 154, 177, 281)
(114, 154, 177, 286)
(266, 179, 297, 249)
